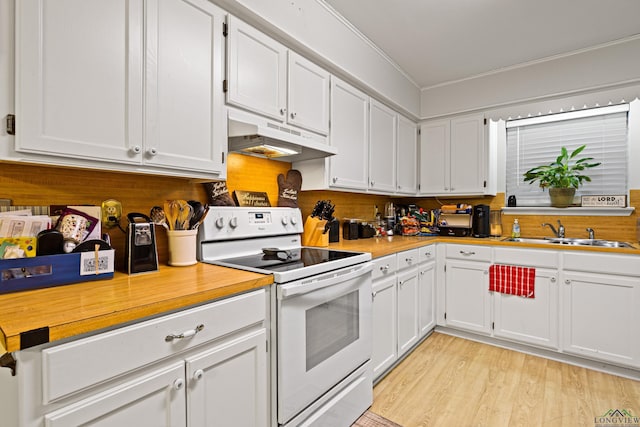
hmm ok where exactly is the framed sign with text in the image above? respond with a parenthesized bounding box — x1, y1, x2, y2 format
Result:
(233, 190, 271, 207)
(581, 195, 627, 207)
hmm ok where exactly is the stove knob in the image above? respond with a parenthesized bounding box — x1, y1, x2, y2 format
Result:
(290, 216, 297, 225)
(229, 217, 238, 228)
(215, 217, 225, 229)
(281, 216, 288, 226)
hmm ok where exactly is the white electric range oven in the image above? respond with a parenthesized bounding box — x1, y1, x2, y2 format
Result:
(198, 207, 373, 427)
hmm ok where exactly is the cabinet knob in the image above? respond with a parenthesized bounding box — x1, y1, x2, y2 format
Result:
(131, 145, 142, 154)
(372, 290, 377, 299)
(565, 279, 571, 285)
(173, 378, 184, 390)
(332, 177, 338, 183)
(280, 108, 286, 116)
(148, 147, 158, 156)
(290, 112, 297, 119)
(193, 369, 204, 381)
(550, 277, 557, 283)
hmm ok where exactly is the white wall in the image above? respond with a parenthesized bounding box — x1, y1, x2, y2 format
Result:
(421, 36, 640, 119)
(212, 0, 421, 119)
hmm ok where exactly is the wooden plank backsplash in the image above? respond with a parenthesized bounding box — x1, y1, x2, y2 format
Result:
(1, 158, 638, 271)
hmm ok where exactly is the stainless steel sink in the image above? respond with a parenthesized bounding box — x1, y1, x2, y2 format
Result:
(502, 237, 634, 248)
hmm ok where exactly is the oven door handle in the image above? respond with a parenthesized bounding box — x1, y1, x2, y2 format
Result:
(278, 262, 373, 299)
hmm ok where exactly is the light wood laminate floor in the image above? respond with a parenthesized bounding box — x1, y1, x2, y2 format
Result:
(371, 332, 640, 427)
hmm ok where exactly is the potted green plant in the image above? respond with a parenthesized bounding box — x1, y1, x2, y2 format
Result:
(523, 144, 600, 207)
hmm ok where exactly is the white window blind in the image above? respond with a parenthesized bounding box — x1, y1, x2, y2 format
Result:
(506, 105, 629, 206)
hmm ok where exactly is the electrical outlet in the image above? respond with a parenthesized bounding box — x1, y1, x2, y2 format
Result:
(101, 199, 122, 228)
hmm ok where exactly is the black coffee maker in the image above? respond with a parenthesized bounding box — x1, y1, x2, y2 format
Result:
(472, 204, 490, 238)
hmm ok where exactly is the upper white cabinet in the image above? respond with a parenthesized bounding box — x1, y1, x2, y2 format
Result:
(369, 99, 397, 193)
(327, 77, 370, 190)
(288, 52, 331, 135)
(14, 0, 226, 178)
(396, 115, 418, 194)
(226, 16, 330, 135)
(419, 113, 488, 195)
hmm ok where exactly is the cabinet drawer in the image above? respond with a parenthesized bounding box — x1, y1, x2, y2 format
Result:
(494, 247, 559, 268)
(563, 252, 640, 276)
(372, 254, 397, 280)
(397, 249, 419, 270)
(42, 289, 266, 403)
(418, 245, 436, 263)
(446, 244, 492, 262)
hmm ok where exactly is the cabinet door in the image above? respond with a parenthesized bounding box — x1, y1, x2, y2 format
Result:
(397, 269, 419, 356)
(372, 277, 397, 379)
(144, 0, 226, 175)
(445, 259, 492, 334)
(368, 99, 397, 193)
(418, 261, 436, 337)
(419, 119, 449, 193)
(562, 272, 640, 368)
(449, 114, 485, 194)
(186, 329, 268, 427)
(226, 15, 287, 120)
(328, 77, 369, 190)
(396, 115, 418, 194)
(44, 362, 186, 427)
(15, 0, 144, 163)
(287, 52, 330, 135)
(493, 268, 559, 349)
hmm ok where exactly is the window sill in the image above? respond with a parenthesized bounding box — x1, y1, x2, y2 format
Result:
(501, 207, 635, 216)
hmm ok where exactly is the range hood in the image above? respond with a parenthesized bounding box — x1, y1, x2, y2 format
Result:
(227, 107, 337, 162)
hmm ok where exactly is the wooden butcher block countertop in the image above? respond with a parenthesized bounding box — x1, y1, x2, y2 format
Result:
(1, 235, 638, 354)
(0, 263, 272, 353)
(330, 235, 640, 258)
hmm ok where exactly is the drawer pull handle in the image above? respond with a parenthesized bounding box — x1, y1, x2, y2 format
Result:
(460, 251, 476, 256)
(165, 324, 205, 342)
(406, 258, 413, 263)
(380, 265, 390, 271)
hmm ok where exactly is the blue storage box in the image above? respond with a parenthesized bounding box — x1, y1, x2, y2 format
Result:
(0, 250, 115, 294)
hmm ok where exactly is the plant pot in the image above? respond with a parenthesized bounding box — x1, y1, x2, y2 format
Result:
(549, 187, 576, 208)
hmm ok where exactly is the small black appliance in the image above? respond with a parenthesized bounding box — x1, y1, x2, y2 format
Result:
(125, 213, 159, 274)
(472, 204, 490, 238)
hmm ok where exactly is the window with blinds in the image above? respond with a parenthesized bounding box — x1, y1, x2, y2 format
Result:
(506, 104, 629, 206)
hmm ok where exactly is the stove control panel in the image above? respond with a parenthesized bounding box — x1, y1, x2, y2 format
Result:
(198, 207, 304, 241)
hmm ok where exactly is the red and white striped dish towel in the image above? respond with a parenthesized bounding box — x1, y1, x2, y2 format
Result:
(489, 264, 536, 298)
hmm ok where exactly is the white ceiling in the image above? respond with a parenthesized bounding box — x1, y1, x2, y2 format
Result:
(322, 0, 640, 89)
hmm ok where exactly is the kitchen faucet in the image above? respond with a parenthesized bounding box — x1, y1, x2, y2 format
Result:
(541, 220, 565, 238)
(586, 227, 595, 239)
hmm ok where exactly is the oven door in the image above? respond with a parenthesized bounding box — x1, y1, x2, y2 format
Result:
(276, 262, 373, 424)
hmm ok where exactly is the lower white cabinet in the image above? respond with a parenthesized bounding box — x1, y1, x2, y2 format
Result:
(9, 289, 269, 427)
(397, 267, 419, 355)
(443, 245, 492, 335)
(372, 247, 436, 380)
(561, 252, 640, 368)
(418, 245, 437, 336)
(492, 248, 559, 350)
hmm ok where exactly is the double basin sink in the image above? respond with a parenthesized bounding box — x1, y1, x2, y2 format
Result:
(502, 237, 634, 248)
